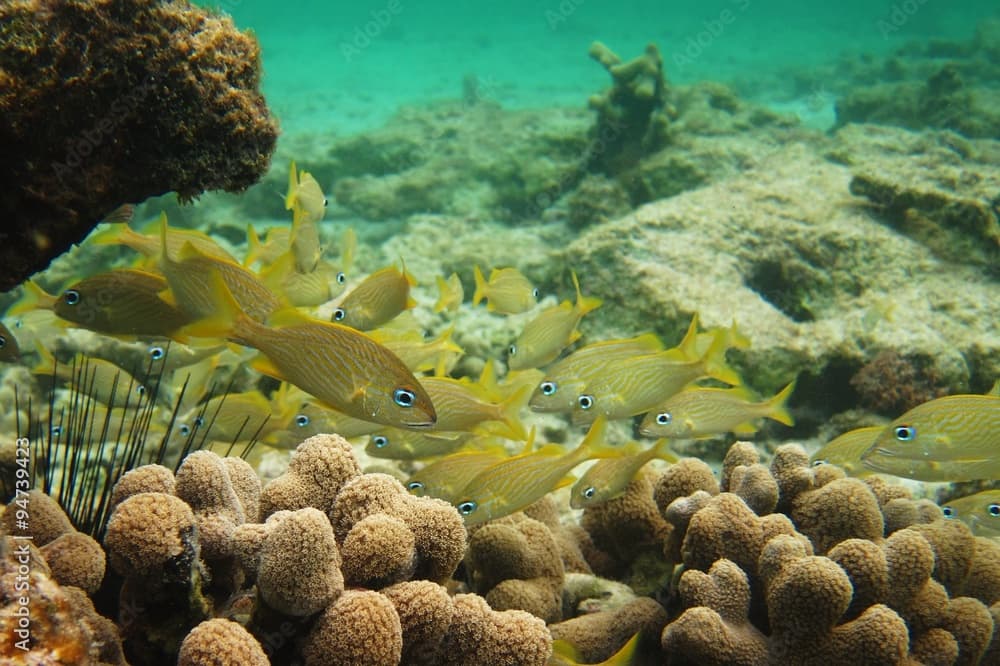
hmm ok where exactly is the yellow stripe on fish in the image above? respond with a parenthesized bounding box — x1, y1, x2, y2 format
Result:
(366, 428, 473, 460)
(405, 446, 511, 502)
(472, 265, 538, 315)
(332, 263, 417, 331)
(369, 323, 464, 377)
(860, 394, 1000, 482)
(32, 343, 149, 409)
(453, 415, 622, 526)
(180, 271, 436, 430)
(809, 425, 884, 476)
(88, 215, 236, 263)
(570, 438, 677, 509)
(506, 270, 602, 371)
(418, 363, 528, 439)
(638, 380, 795, 439)
(529, 333, 664, 413)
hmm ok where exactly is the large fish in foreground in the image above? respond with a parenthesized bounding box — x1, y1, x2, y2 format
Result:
(860, 394, 1000, 482)
(181, 272, 436, 430)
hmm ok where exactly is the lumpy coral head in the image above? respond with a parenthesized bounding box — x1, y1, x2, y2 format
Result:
(0, 0, 278, 290)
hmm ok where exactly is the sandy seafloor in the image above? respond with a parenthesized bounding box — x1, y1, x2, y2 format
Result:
(216, 0, 993, 138)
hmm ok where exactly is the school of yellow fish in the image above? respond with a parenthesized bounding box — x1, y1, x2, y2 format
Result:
(4, 160, 999, 538)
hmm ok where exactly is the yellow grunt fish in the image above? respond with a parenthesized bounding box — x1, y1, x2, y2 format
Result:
(419, 364, 528, 439)
(176, 390, 275, 443)
(860, 394, 1000, 482)
(454, 416, 621, 525)
(507, 271, 602, 371)
(265, 397, 382, 447)
(244, 225, 291, 268)
(261, 254, 347, 307)
(405, 446, 511, 502)
(570, 319, 742, 427)
(88, 217, 236, 263)
(941, 489, 1000, 538)
(570, 438, 677, 509)
(285, 160, 327, 227)
(369, 324, 464, 377)
(332, 263, 417, 331)
(434, 272, 464, 313)
(365, 428, 473, 460)
(158, 214, 282, 325)
(529, 333, 664, 413)
(22, 270, 192, 338)
(32, 343, 149, 409)
(638, 380, 795, 439)
(472, 265, 538, 315)
(0, 321, 21, 363)
(809, 425, 884, 476)
(182, 272, 436, 430)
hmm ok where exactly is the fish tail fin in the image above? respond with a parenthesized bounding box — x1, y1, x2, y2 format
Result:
(433, 275, 450, 313)
(676, 312, 701, 358)
(726, 318, 751, 350)
(575, 415, 621, 462)
(285, 160, 299, 211)
(472, 265, 488, 307)
(432, 325, 463, 376)
(765, 379, 796, 426)
(244, 224, 264, 267)
(178, 270, 254, 346)
(652, 437, 678, 464)
(30, 340, 57, 375)
(495, 384, 531, 440)
(9, 279, 58, 315)
(701, 328, 742, 386)
(570, 270, 602, 315)
(603, 632, 643, 666)
(87, 222, 127, 246)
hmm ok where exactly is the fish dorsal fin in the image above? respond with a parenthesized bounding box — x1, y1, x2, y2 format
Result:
(267, 306, 313, 328)
(250, 354, 288, 383)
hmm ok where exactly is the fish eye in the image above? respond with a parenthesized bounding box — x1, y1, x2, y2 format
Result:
(578, 394, 594, 410)
(193, 416, 205, 428)
(406, 481, 424, 492)
(655, 412, 672, 425)
(179, 424, 191, 436)
(894, 425, 916, 441)
(582, 486, 596, 500)
(989, 504, 1000, 518)
(51, 425, 62, 436)
(136, 385, 146, 396)
(323, 198, 329, 207)
(336, 272, 346, 284)
(811, 459, 827, 467)
(373, 435, 389, 448)
(63, 289, 81, 306)
(540, 381, 557, 396)
(457, 500, 478, 516)
(148, 346, 165, 360)
(532, 287, 539, 298)
(295, 414, 310, 427)
(941, 506, 954, 518)
(507, 344, 517, 357)
(333, 308, 346, 321)
(393, 388, 416, 407)
(0, 335, 6, 349)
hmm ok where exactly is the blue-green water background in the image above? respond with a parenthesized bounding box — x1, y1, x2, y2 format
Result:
(206, 0, 995, 137)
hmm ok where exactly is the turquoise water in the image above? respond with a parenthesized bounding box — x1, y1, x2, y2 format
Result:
(213, 0, 995, 135)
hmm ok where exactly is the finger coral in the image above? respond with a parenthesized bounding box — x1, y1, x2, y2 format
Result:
(302, 589, 403, 666)
(0, 0, 278, 290)
(178, 618, 268, 666)
(259, 433, 361, 518)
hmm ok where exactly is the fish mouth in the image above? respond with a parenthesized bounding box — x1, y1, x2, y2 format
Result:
(403, 417, 436, 429)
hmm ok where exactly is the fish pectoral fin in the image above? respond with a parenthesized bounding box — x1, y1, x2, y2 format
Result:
(732, 421, 758, 436)
(553, 474, 576, 491)
(250, 355, 288, 383)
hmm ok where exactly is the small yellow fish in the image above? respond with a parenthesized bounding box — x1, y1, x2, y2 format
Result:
(405, 446, 511, 502)
(21, 270, 192, 338)
(472, 265, 538, 314)
(332, 263, 417, 331)
(0, 321, 21, 363)
(182, 272, 436, 430)
(529, 333, 664, 413)
(419, 364, 528, 439)
(809, 425, 883, 476)
(32, 343, 149, 408)
(434, 272, 464, 313)
(266, 398, 382, 447)
(454, 416, 620, 526)
(570, 318, 741, 426)
(158, 214, 282, 325)
(638, 380, 795, 439)
(570, 438, 676, 509)
(860, 394, 1000, 482)
(88, 217, 236, 263)
(176, 390, 275, 443)
(261, 254, 347, 307)
(244, 225, 291, 268)
(365, 428, 473, 460)
(941, 490, 1000, 538)
(285, 160, 327, 226)
(369, 324, 464, 376)
(507, 271, 602, 371)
